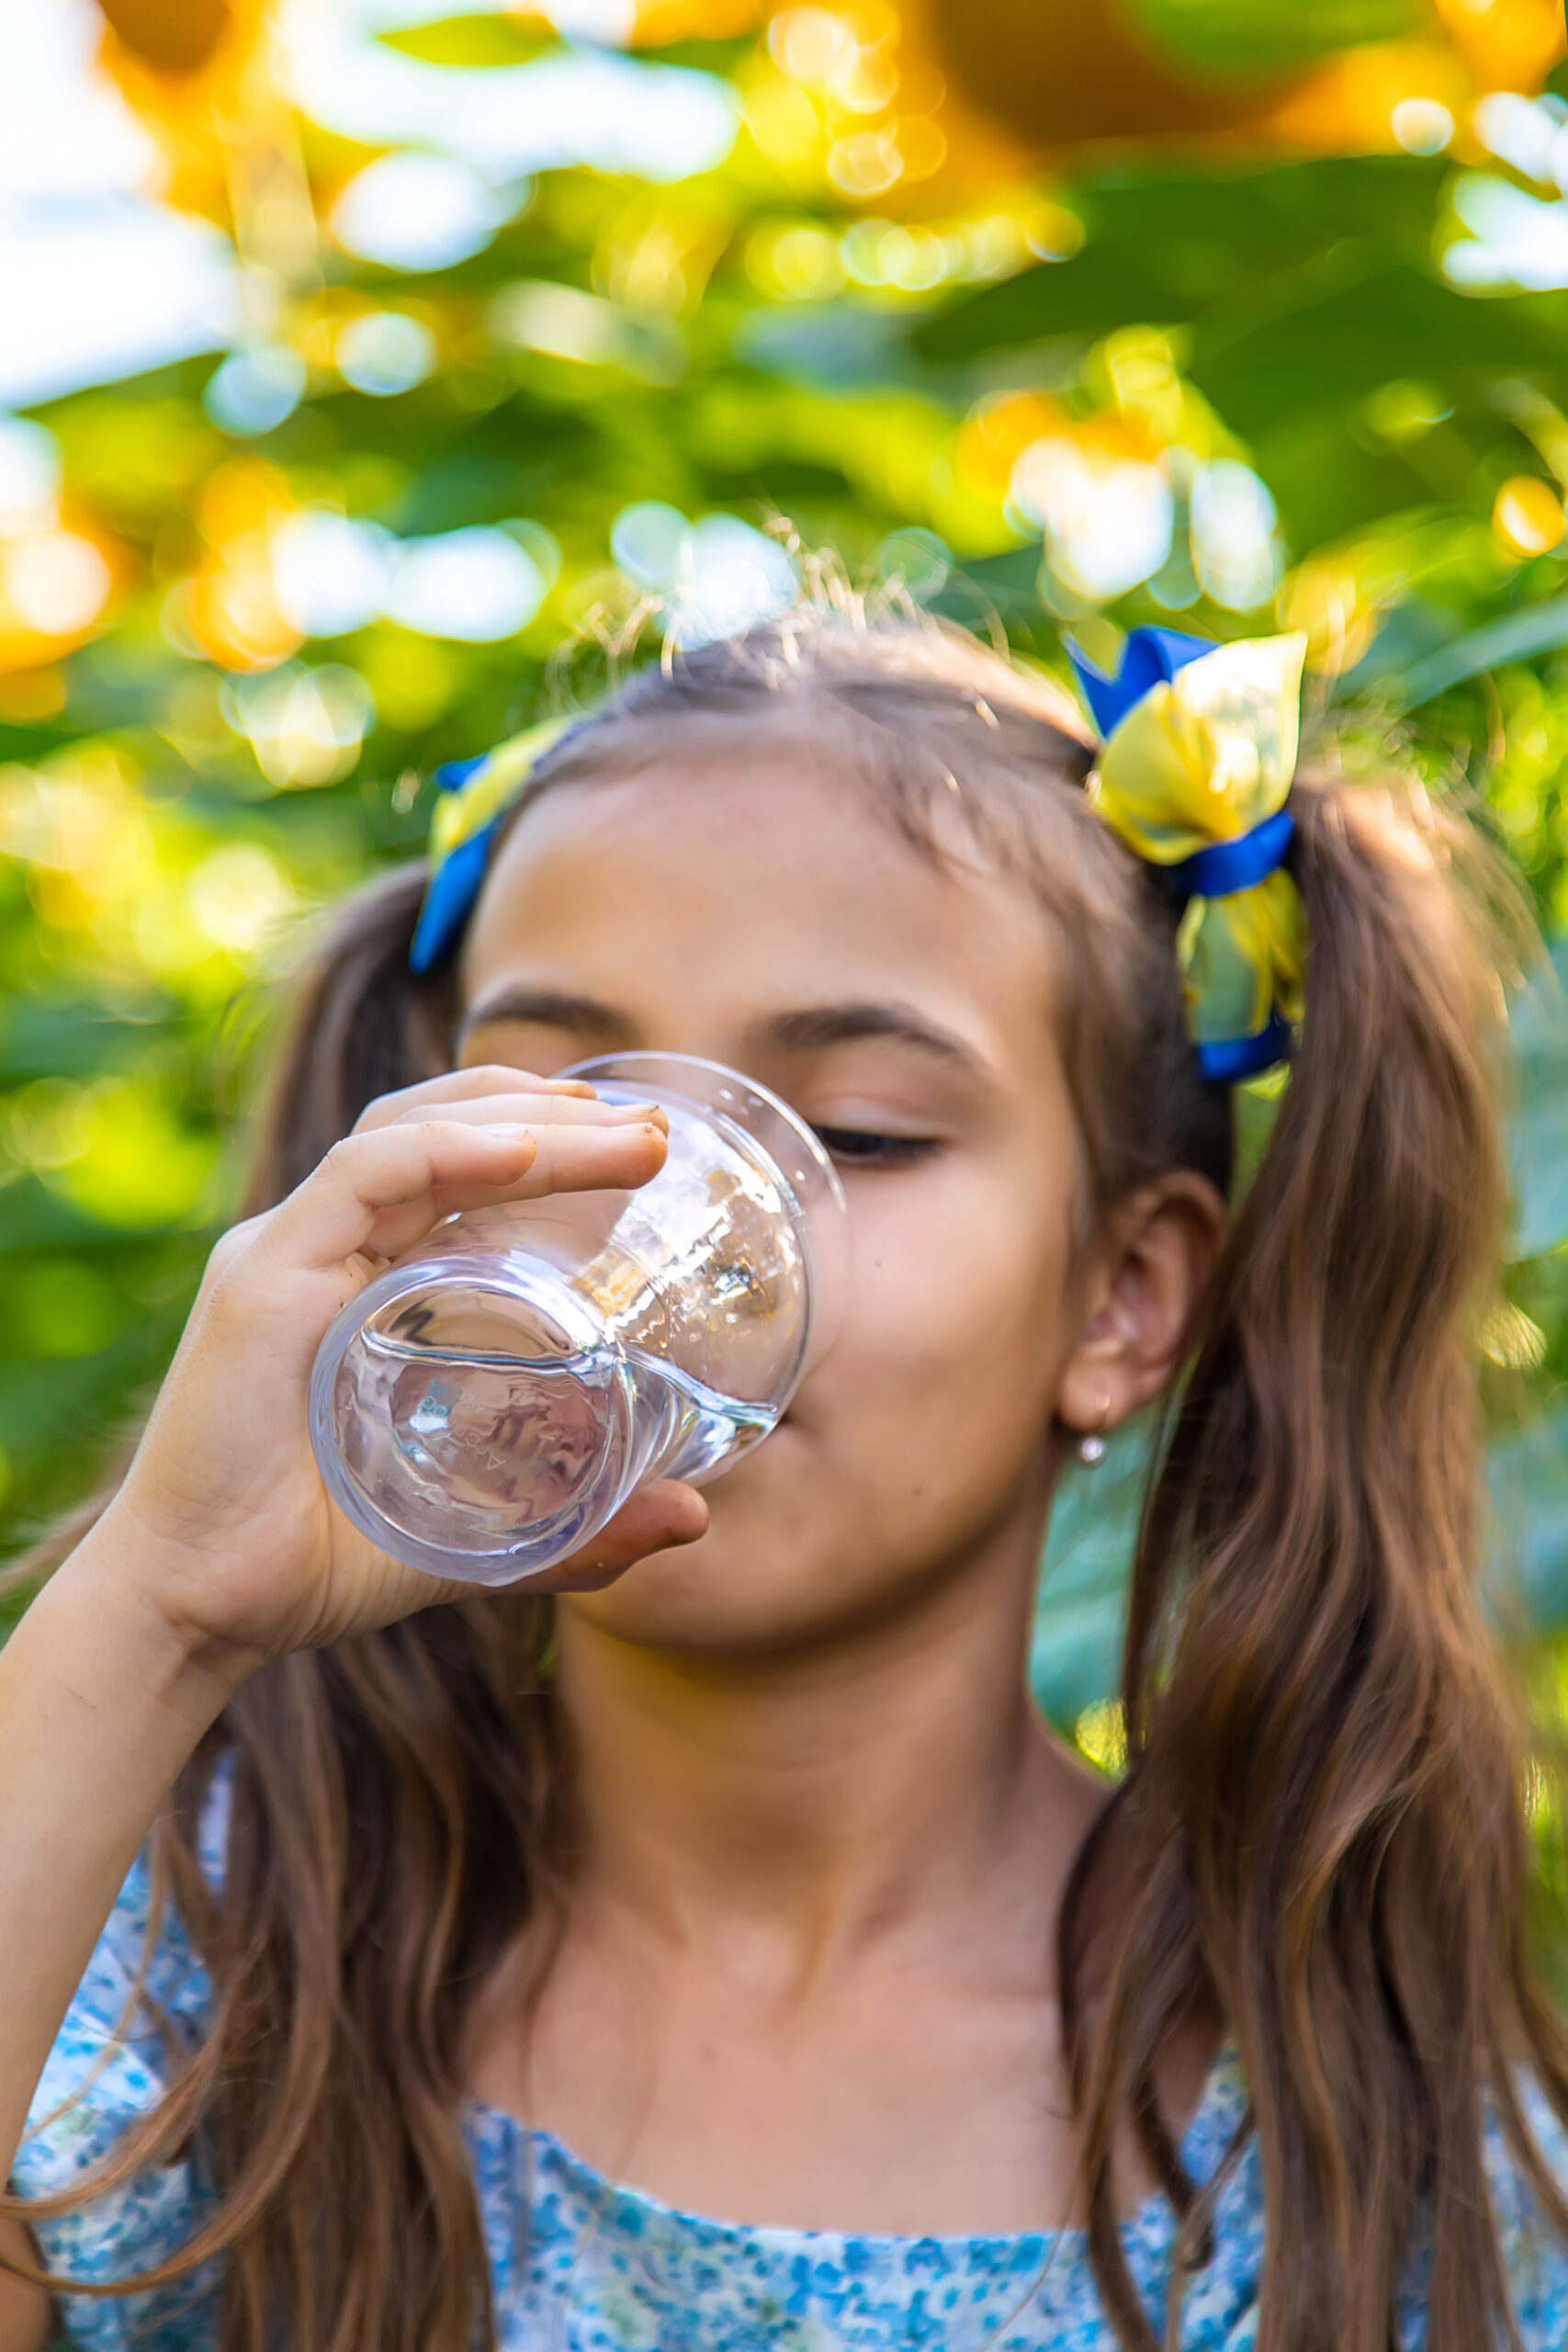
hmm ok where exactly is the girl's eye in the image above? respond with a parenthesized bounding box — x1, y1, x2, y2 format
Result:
(811, 1125, 939, 1169)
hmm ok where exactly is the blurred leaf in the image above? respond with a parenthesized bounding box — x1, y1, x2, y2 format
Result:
(1031, 1418, 1154, 1726)
(1033, 1397, 1568, 1736)
(913, 158, 1450, 360)
(1510, 943, 1568, 1262)
(1190, 267, 1568, 439)
(377, 16, 558, 65)
(1397, 595, 1568, 710)
(1127, 0, 1425, 77)
(1488, 1405, 1568, 1639)
(5, 1257, 128, 1357)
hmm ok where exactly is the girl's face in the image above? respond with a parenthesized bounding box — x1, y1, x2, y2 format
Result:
(458, 750, 1111, 1654)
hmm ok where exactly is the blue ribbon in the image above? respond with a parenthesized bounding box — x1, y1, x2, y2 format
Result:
(407, 720, 602, 975)
(1150, 808, 1296, 1080)
(433, 754, 487, 797)
(1156, 806, 1296, 901)
(1159, 808, 1295, 1080)
(408, 816, 499, 974)
(1196, 1010, 1292, 1085)
(1066, 627, 1216, 740)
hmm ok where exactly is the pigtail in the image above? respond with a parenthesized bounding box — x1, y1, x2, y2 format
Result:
(241, 862, 456, 1207)
(1064, 773, 1568, 2351)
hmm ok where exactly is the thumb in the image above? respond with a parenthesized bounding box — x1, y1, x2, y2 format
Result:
(513, 1482, 709, 1595)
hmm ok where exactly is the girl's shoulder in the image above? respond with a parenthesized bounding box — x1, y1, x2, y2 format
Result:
(16, 1850, 1568, 2352)
(1112, 2050, 1568, 2350)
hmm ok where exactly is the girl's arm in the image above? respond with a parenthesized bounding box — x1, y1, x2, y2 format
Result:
(0, 1511, 258, 2270)
(0, 2220, 54, 2351)
(0, 1069, 705, 2212)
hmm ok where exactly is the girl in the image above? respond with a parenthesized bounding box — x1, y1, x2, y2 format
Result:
(1, 604, 1565, 2352)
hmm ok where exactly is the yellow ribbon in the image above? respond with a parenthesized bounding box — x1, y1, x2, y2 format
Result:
(428, 715, 576, 866)
(1088, 633, 1309, 1052)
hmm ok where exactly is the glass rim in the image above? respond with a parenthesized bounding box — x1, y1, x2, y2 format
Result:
(557, 1049, 847, 1227)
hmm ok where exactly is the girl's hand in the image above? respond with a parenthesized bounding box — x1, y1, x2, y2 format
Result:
(80, 1068, 707, 1678)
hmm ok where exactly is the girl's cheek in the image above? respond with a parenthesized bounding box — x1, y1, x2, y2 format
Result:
(839, 1172, 1073, 1383)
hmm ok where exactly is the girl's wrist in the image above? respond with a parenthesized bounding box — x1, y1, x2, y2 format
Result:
(41, 1508, 268, 1710)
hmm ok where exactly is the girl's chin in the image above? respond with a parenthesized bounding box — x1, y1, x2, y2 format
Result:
(560, 1527, 847, 1652)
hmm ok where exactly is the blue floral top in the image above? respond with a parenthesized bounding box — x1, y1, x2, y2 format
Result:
(13, 1837, 1568, 2351)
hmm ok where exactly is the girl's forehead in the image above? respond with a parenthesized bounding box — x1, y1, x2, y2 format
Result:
(474, 750, 1032, 947)
(460, 751, 1062, 1060)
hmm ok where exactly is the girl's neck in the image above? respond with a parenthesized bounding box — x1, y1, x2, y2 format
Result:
(552, 1515, 1098, 1993)
(468, 1509, 1137, 2235)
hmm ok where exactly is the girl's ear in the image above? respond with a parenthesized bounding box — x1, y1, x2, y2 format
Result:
(1055, 1173, 1227, 1441)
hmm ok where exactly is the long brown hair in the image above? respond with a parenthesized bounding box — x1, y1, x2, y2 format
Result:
(5, 608, 1564, 2352)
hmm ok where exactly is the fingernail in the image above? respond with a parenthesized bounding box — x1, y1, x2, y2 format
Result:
(609, 1101, 664, 1118)
(547, 1080, 598, 1095)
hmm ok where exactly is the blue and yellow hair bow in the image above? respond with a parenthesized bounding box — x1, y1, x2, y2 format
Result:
(411, 630, 1308, 1086)
(1069, 626, 1309, 1083)
(408, 715, 580, 973)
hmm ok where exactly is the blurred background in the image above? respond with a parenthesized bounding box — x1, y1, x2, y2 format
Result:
(5, 0, 1568, 1772)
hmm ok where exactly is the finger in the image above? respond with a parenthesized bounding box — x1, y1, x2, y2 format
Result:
(359, 1118, 666, 1255)
(493, 1117, 669, 1203)
(390, 1092, 667, 1134)
(248, 1125, 534, 1276)
(355, 1066, 597, 1133)
(260, 1117, 666, 1273)
(512, 1482, 710, 1593)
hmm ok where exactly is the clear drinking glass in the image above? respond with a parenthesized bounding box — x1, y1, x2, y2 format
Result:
(309, 1054, 847, 1584)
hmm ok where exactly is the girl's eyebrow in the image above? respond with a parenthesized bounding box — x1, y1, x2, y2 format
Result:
(458, 988, 635, 1046)
(752, 1003, 983, 1074)
(460, 989, 985, 1077)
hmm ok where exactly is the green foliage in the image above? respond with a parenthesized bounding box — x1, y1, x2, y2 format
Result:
(1032, 1417, 1154, 1731)
(1126, 0, 1427, 81)
(376, 15, 560, 66)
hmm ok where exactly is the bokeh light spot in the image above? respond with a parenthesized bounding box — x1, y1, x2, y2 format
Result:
(3, 531, 111, 636)
(611, 504, 799, 646)
(770, 7, 859, 85)
(1445, 173, 1568, 291)
(1472, 90, 1568, 189)
(335, 311, 438, 397)
(1495, 474, 1568, 558)
(204, 348, 307, 437)
(826, 126, 902, 198)
(1190, 460, 1281, 611)
(1391, 96, 1454, 154)
(221, 663, 377, 788)
(1012, 438, 1175, 605)
(383, 529, 547, 642)
(186, 843, 298, 956)
(875, 527, 951, 601)
(612, 502, 691, 594)
(271, 510, 392, 640)
(330, 154, 513, 272)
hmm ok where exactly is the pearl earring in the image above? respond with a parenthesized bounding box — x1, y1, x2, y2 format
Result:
(1077, 1395, 1111, 1467)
